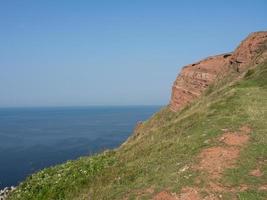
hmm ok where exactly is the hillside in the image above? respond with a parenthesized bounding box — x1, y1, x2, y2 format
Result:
(7, 32, 267, 200)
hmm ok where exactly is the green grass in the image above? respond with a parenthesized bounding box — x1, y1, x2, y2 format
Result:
(9, 152, 116, 200)
(8, 61, 267, 200)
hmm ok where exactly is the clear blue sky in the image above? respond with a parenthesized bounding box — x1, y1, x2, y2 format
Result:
(0, 0, 266, 107)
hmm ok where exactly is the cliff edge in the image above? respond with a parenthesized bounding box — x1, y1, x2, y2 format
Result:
(170, 31, 267, 111)
(7, 31, 267, 200)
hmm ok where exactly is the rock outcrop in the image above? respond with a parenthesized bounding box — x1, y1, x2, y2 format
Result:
(170, 31, 267, 112)
(0, 187, 15, 200)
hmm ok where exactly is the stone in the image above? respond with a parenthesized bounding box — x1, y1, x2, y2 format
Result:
(0, 186, 16, 200)
(170, 31, 267, 112)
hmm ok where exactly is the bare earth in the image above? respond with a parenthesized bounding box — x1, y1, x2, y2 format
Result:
(153, 125, 260, 200)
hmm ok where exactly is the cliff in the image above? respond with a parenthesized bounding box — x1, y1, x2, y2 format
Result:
(7, 32, 267, 200)
(170, 31, 267, 111)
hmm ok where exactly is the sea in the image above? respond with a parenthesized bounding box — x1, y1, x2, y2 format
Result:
(0, 105, 161, 188)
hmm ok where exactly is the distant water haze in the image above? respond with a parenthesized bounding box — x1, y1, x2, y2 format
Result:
(0, 1, 267, 107)
(0, 106, 161, 188)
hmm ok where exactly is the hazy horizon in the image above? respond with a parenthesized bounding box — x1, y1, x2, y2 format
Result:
(0, 104, 163, 109)
(1, 0, 266, 107)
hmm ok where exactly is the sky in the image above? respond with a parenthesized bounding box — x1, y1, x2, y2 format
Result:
(0, 0, 266, 107)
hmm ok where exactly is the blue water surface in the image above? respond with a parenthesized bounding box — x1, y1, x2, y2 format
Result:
(0, 106, 161, 188)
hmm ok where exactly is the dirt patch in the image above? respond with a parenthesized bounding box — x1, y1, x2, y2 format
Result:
(219, 125, 250, 146)
(178, 126, 251, 199)
(238, 184, 249, 192)
(249, 168, 263, 177)
(219, 132, 249, 146)
(239, 125, 251, 134)
(258, 185, 267, 191)
(196, 126, 251, 179)
(176, 187, 219, 200)
(154, 126, 252, 200)
(208, 182, 226, 192)
(177, 187, 200, 200)
(207, 182, 248, 193)
(196, 146, 240, 178)
(202, 194, 219, 200)
(153, 191, 177, 200)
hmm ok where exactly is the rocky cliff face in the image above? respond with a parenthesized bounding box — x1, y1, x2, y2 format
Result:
(170, 31, 267, 112)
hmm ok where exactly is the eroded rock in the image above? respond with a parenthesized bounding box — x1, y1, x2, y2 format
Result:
(170, 31, 267, 112)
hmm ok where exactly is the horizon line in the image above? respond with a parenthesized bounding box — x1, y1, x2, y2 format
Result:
(0, 104, 164, 109)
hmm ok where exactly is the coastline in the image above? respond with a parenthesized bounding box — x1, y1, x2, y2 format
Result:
(0, 187, 15, 200)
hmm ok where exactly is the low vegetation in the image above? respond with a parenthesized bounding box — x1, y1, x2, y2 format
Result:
(8, 61, 267, 199)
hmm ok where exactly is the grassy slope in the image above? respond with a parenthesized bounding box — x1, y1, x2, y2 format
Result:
(8, 61, 267, 200)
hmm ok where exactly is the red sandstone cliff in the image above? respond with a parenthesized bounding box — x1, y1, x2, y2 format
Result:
(170, 31, 267, 112)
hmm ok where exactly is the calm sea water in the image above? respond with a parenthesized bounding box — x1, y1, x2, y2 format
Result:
(0, 106, 160, 188)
